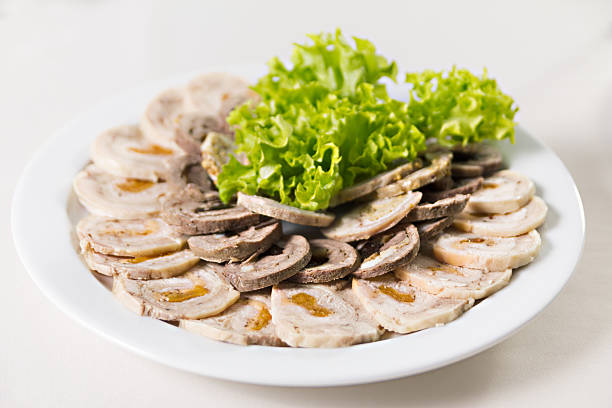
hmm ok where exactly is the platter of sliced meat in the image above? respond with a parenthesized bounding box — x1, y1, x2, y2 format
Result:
(12, 65, 584, 386)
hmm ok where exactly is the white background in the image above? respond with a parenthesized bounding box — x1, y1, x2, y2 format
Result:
(2, 0, 612, 406)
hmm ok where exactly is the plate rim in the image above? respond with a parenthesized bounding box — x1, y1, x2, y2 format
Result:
(11, 67, 586, 387)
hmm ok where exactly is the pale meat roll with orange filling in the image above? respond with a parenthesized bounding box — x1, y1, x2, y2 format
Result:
(352, 275, 473, 334)
(271, 281, 384, 348)
(91, 124, 180, 181)
(180, 290, 285, 346)
(73, 164, 170, 219)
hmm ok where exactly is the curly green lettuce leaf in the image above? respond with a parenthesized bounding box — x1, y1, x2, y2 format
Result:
(217, 30, 424, 211)
(405, 67, 518, 146)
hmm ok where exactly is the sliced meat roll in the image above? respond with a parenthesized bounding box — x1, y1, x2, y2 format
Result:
(464, 170, 536, 214)
(141, 73, 255, 150)
(454, 196, 547, 237)
(184, 73, 256, 122)
(173, 112, 224, 157)
(322, 191, 422, 242)
(179, 290, 285, 346)
(73, 164, 169, 219)
(91, 125, 179, 181)
(83, 248, 200, 280)
(164, 154, 212, 192)
(329, 158, 424, 207)
(237, 193, 335, 227)
(113, 264, 239, 320)
(200, 132, 238, 184)
(428, 175, 454, 191)
(403, 194, 469, 222)
(432, 229, 542, 271)
(352, 275, 473, 334)
(271, 282, 384, 348)
(395, 254, 512, 299)
(141, 87, 186, 149)
(291, 239, 360, 283)
(77, 215, 187, 257)
(415, 217, 454, 241)
(214, 235, 311, 292)
(422, 177, 483, 202)
(451, 143, 503, 178)
(161, 185, 261, 235)
(353, 225, 420, 279)
(188, 221, 282, 263)
(367, 152, 452, 200)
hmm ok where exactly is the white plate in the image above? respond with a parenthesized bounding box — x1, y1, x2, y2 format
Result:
(12, 65, 585, 387)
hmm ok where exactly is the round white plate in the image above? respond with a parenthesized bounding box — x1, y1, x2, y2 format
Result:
(12, 65, 585, 387)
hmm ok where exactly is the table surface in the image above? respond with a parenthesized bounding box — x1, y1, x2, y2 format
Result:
(2, 1, 611, 406)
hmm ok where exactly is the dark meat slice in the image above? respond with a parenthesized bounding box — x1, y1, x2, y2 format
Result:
(366, 152, 452, 200)
(415, 217, 454, 241)
(422, 177, 483, 202)
(237, 193, 335, 227)
(428, 175, 454, 191)
(213, 235, 312, 292)
(188, 221, 282, 263)
(329, 158, 424, 207)
(403, 194, 469, 222)
(161, 185, 261, 235)
(164, 154, 212, 192)
(291, 239, 360, 283)
(451, 143, 503, 178)
(352, 224, 420, 279)
(173, 112, 225, 156)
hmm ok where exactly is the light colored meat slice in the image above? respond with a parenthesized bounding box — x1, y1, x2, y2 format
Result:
(179, 290, 285, 346)
(113, 264, 239, 320)
(161, 185, 261, 235)
(353, 225, 420, 279)
(91, 124, 180, 181)
(187, 221, 282, 263)
(454, 196, 547, 237)
(366, 152, 452, 200)
(141, 74, 257, 150)
(184, 72, 257, 124)
(214, 235, 312, 292)
(82, 248, 200, 279)
(291, 239, 360, 283)
(200, 132, 237, 184)
(322, 191, 422, 242)
(237, 193, 335, 227)
(73, 164, 170, 219)
(432, 229, 542, 271)
(403, 194, 469, 222)
(141, 87, 186, 149)
(380, 331, 405, 340)
(465, 170, 536, 214)
(77, 215, 187, 257)
(329, 159, 424, 207)
(271, 282, 384, 347)
(352, 275, 473, 334)
(395, 254, 512, 299)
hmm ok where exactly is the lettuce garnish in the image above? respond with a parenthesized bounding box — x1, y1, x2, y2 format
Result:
(405, 67, 518, 146)
(217, 31, 519, 211)
(217, 30, 425, 211)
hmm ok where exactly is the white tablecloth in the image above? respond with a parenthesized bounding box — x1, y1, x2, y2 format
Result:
(2, 1, 611, 406)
